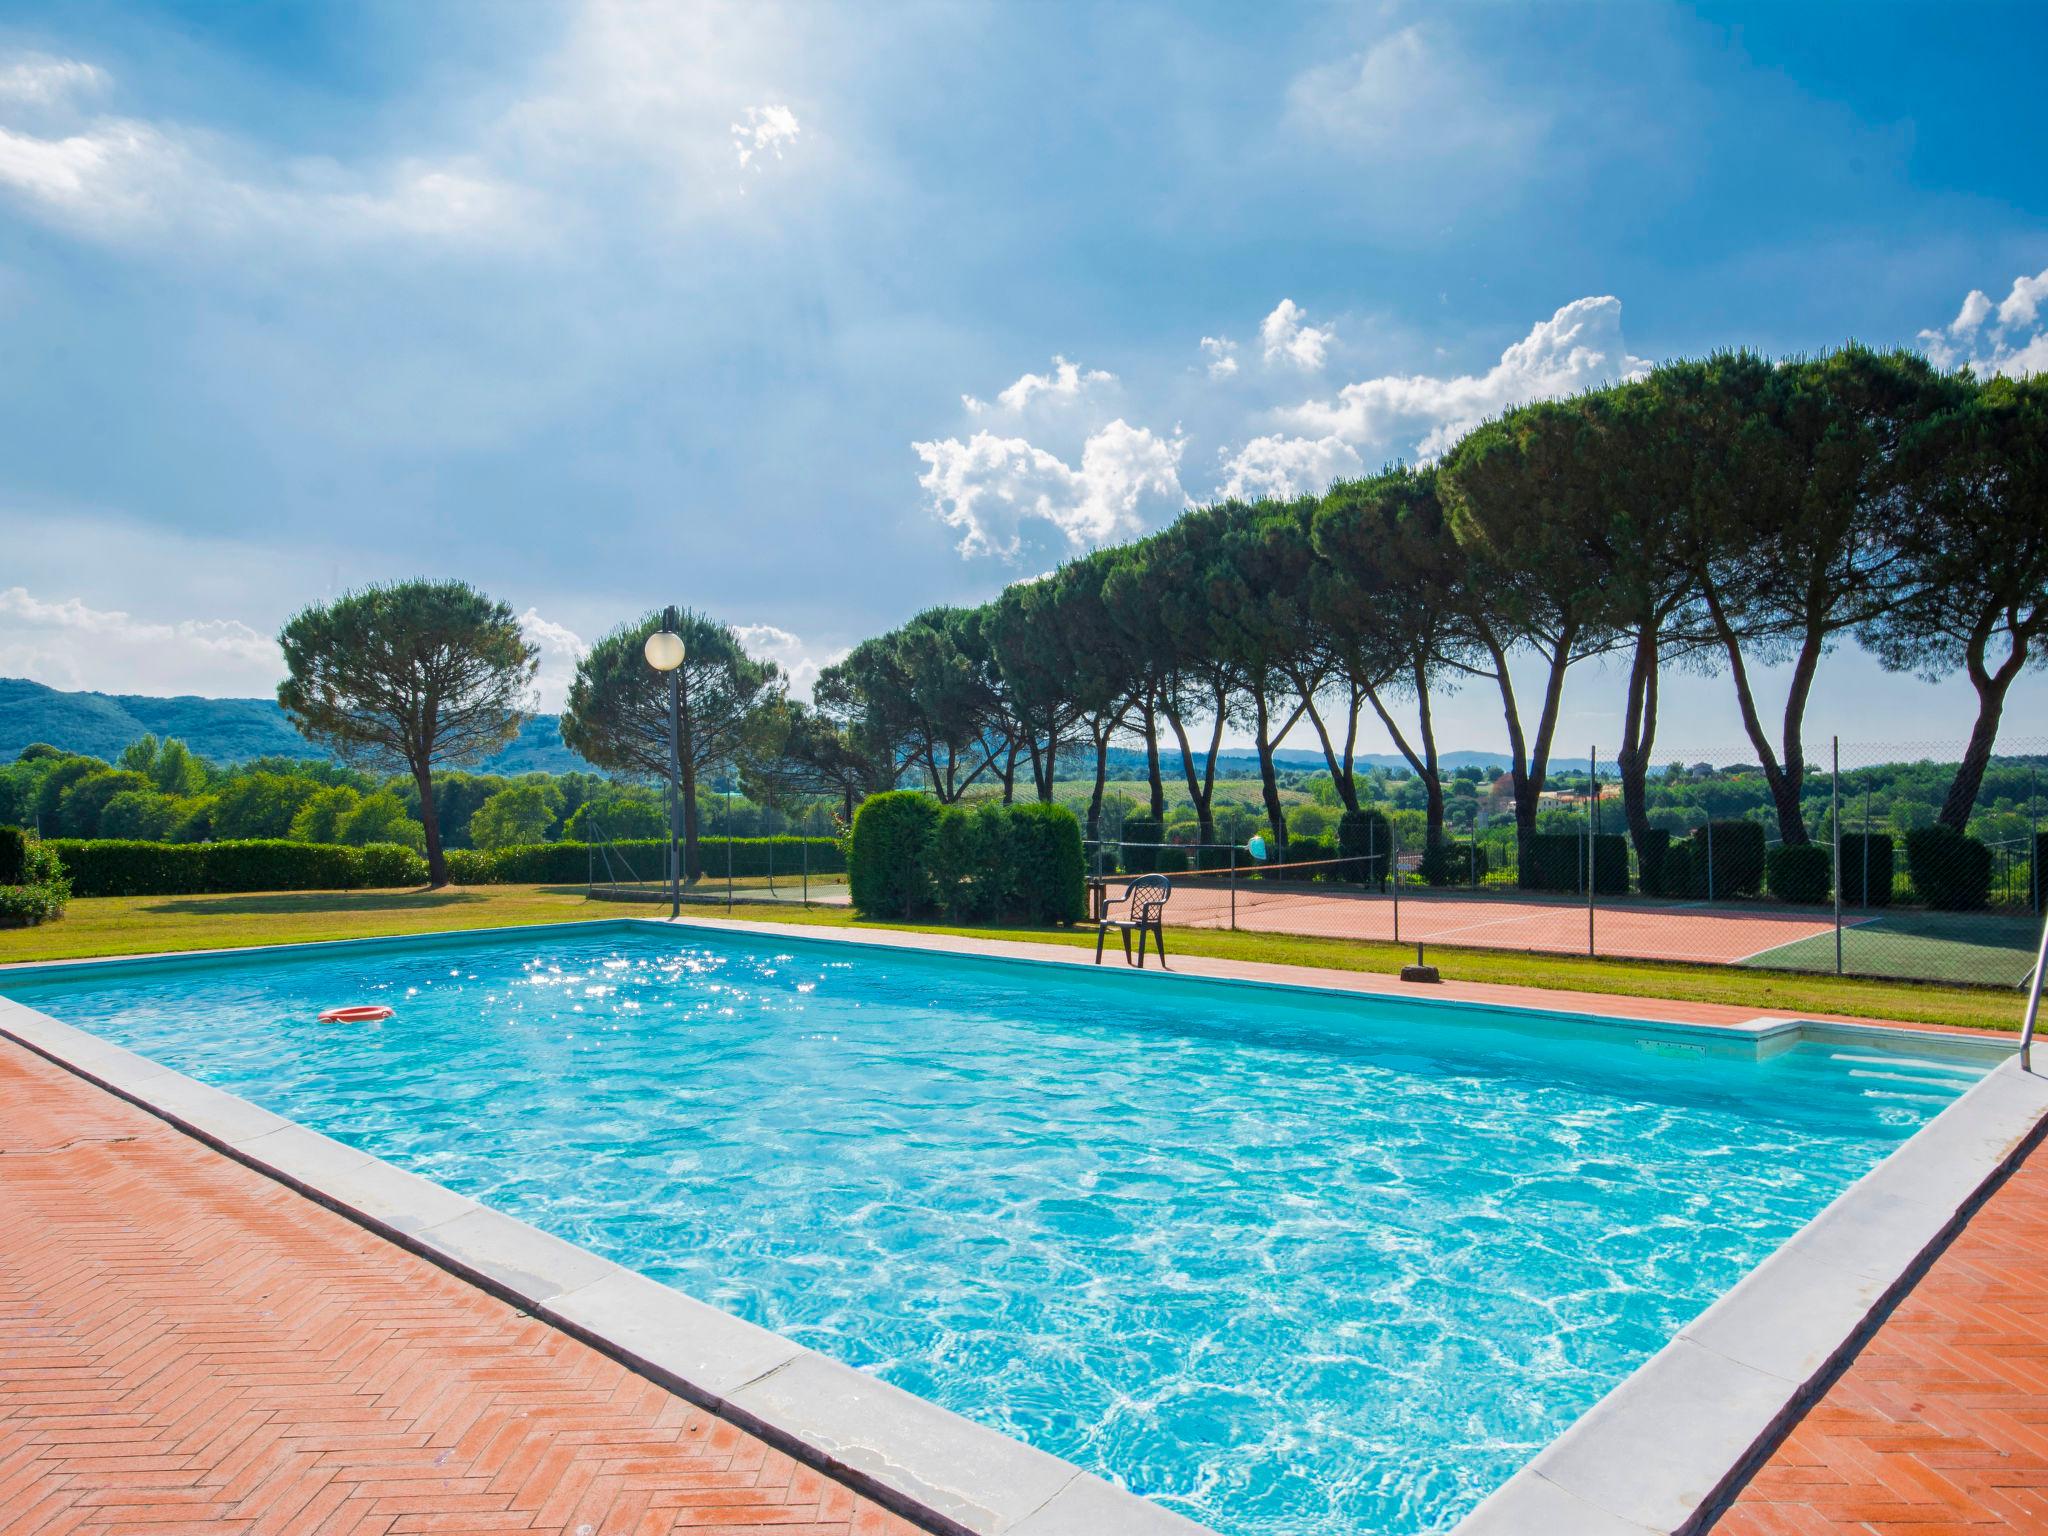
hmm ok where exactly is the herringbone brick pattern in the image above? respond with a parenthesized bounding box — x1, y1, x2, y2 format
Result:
(1713, 1132, 2048, 1534)
(0, 1037, 925, 1536)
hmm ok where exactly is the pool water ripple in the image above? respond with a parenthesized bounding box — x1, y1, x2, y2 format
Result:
(4, 927, 1972, 1536)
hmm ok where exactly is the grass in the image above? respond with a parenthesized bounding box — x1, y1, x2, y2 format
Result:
(1741, 909, 2040, 987)
(2, 883, 2026, 1033)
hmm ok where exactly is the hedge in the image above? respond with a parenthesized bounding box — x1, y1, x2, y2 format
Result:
(451, 836, 847, 886)
(46, 838, 430, 897)
(1120, 817, 1163, 874)
(1635, 828, 1671, 895)
(848, 792, 941, 918)
(1838, 832, 1894, 907)
(1336, 809, 1392, 888)
(1767, 843, 1833, 905)
(1689, 820, 1767, 899)
(1519, 833, 1626, 894)
(1906, 824, 1992, 911)
(848, 792, 1085, 924)
(1420, 838, 1487, 887)
(0, 831, 67, 928)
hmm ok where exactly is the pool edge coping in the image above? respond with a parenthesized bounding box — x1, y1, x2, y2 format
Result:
(1, 914, 2033, 1536)
(0, 992, 1211, 1536)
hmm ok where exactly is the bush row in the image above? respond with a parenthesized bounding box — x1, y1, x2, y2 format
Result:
(849, 792, 1086, 924)
(449, 836, 846, 885)
(1518, 832, 1629, 894)
(46, 838, 428, 897)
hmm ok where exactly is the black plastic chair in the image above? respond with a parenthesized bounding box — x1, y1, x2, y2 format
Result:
(1094, 874, 1171, 968)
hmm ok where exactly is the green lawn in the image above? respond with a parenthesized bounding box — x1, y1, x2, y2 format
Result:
(0, 884, 2026, 1033)
(1740, 908, 2040, 986)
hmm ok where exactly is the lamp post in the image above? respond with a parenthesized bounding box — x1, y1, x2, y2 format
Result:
(643, 608, 687, 919)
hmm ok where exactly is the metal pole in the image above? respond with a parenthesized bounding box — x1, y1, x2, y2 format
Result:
(802, 823, 810, 907)
(2021, 908, 2048, 1074)
(725, 774, 734, 910)
(1229, 843, 1238, 932)
(1706, 815, 1715, 905)
(2033, 767, 2040, 917)
(1833, 737, 1843, 975)
(1392, 822, 1401, 945)
(1588, 744, 1597, 959)
(666, 606, 682, 921)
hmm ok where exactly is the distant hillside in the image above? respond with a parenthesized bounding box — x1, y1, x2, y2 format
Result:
(0, 676, 585, 774)
(1083, 745, 1515, 780)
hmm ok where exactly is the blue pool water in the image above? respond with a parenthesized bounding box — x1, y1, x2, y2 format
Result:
(2, 923, 1987, 1534)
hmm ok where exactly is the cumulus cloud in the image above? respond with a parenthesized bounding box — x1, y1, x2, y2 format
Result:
(516, 608, 587, 712)
(731, 102, 800, 169)
(1280, 295, 1650, 461)
(1216, 434, 1364, 501)
(964, 355, 1116, 415)
(0, 585, 280, 696)
(734, 622, 842, 701)
(1260, 298, 1334, 371)
(1918, 266, 2048, 379)
(1200, 335, 1239, 379)
(914, 420, 1185, 560)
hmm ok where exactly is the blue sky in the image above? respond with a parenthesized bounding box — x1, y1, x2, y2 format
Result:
(1, 0, 2045, 757)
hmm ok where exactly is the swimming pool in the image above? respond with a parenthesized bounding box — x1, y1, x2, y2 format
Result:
(0, 923, 1994, 1535)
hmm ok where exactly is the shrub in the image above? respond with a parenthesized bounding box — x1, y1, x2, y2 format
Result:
(1003, 802, 1087, 924)
(1690, 820, 1767, 898)
(1419, 838, 1487, 887)
(1657, 840, 1694, 900)
(447, 836, 846, 885)
(1287, 833, 1335, 875)
(1154, 846, 1190, 874)
(357, 843, 430, 887)
(1634, 828, 1671, 895)
(1121, 817, 1163, 874)
(1906, 825, 1992, 911)
(849, 791, 942, 918)
(1518, 833, 1626, 894)
(927, 803, 1009, 921)
(1337, 809, 1392, 887)
(1837, 833, 1894, 907)
(1767, 843, 1833, 905)
(0, 830, 67, 928)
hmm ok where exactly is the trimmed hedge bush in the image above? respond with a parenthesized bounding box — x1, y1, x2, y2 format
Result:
(1634, 828, 1671, 895)
(847, 793, 1085, 924)
(1420, 838, 1487, 887)
(1838, 832, 1894, 907)
(1336, 808, 1392, 887)
(46, 838, 429, 897)
(1767, 843, 1833, 905)
(0, 831, 68, 928)
(1906, 824, 1992, 911)
(1519, 833, 1627, 895)
(1690, 819, 1767, 898)
(1154, 845, 1190, 874)
(1120, 817, 1163, 874)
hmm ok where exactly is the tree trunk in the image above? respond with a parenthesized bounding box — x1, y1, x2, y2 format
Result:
(413, 761, 447, 886)
(1941, 633, 2027, 830)
(1617, 626, 1660, 862)
(1702, 579, 1817, 845)
(1142, 698, 1166, 820)
(1252, 690, 1288, 858)
(1086, 727, 1110, 844)
(680, 752, 701, 882)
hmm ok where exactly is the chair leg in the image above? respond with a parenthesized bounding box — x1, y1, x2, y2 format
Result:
(1095, 925, 1107, 964)
(1121, 929, 1132, 965)
(1153, 921, 1167, 969)
(1136, 926, 1148, 968)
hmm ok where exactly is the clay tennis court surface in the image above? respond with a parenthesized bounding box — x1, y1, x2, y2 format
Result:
(1113, 874, 1854, 965)
(0, 1036, 920, 1536)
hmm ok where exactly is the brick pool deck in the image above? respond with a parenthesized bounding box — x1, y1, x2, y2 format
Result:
(0, 1037, 922, 1536)
(2, 918, 2037, 1536)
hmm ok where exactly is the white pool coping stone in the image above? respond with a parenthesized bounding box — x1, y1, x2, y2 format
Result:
(1, 915, 2036, 1536)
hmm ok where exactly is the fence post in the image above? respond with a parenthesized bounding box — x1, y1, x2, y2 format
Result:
(1833, 737, 1843, 976)
(1392, 823, 1401, 945)
(1706, 816, 1716, 904)
(802, 827, 810, 907)
(1229, 843, 1238, 932)
(1586, 745, 1597, 959)
(725, 777, 735, 910)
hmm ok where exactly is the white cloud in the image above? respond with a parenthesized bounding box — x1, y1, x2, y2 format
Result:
(1260, 298, 1333, 371)
(1200, 335, 1239, 379)
(1285, 25, 1548, 165)
(913, 420, 1185, 560)
(1281, 295, 1650, 461)
(0, 55, 105, 107)
(1918, 266, 2048, 379)
(1217, 434, 1364, 501)
(0, 585, 280, 697)
(734, 622, 841, 702)
(517, 608, 587, 712)
(964, 355, 1116, 415)
(731, 102, 800, 169)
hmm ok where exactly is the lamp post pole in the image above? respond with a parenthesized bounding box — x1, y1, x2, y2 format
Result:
(643, 607, 688, 921)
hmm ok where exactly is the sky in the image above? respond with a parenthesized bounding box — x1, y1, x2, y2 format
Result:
(1, 0, 2045, 761)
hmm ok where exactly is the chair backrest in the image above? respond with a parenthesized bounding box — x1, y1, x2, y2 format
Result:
(1127, 873, 1171, 920)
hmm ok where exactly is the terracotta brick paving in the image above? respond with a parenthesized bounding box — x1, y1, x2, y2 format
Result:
(1711, 1127, 2048, 1535)
(0, 1038, 925, 1536)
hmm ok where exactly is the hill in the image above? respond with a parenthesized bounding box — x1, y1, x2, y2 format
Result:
(0, 677, 584, 774)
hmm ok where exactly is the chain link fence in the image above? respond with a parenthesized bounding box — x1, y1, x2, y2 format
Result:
(1082, 740, 2048, 989)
